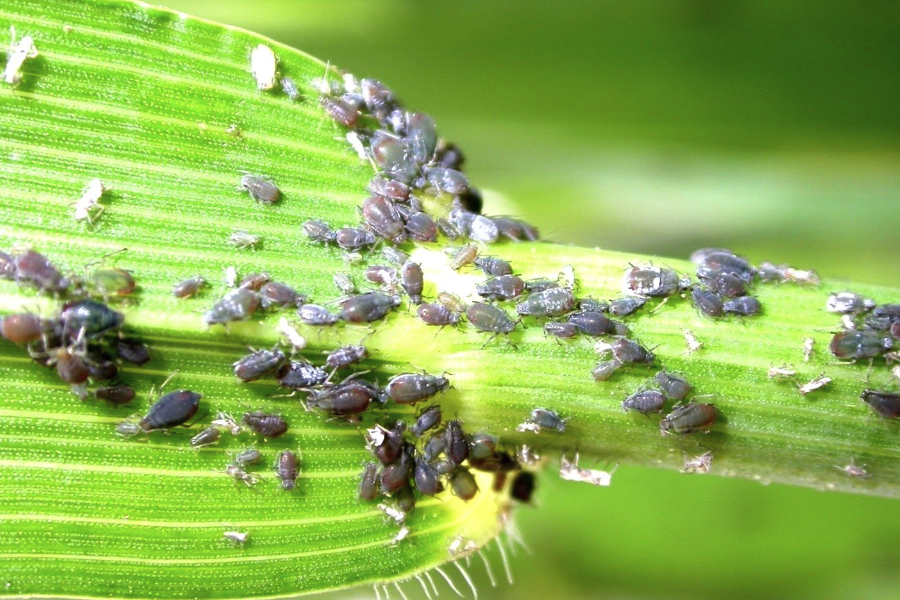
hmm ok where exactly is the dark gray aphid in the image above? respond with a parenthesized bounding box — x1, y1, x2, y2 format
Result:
(414, 458, 440, 496)
(690, 248, 733, 265)
(423, 434, 446, 462)
(302, 219, 336, 244)
(864, 314, 894, 331)
(275, 450, 299, 490)
(115, 338, 151, 366)
(296, 304, 339, 326)
(173, 276, 206, 299)
(424, 167, 469, 195)
(401, 261, 424, 304)
(437, 218, 461, 240)
(371, 131, 417, 182)
(362, 195, 406, 244)
(466, 303, 517, 342)
(468, 433, 498, 460)
(544, 322, 578, 339)
(242, 412, 288, 438)
(94, 384, 135, 406)
(476, 274, 526, 301)
(691, 287, 724, 318)
(383, 373, 450, 404)
(567, 311, 614, 336)
(860, 389, 900, 419)
(240, 175, 280, 204)
(232, 448, 263, 466)
(756, 261, 785, 283)
(723, 296, 761, 316)
(492, 216, 539, 242)
(381, 246, 409, 266)
(360, 79, 397, 120)
(445, 419, 469, 465)
(655, 372, 691, 401)
(319, 95, 359, 128)
(335, 227, 377, 251)
(84, 359, 117, 382)
(339, 293, 401, 323)
(622, 389, 666, 415)
(260, 282, 306, 309)
(61, 299, 124, 337)
(622, 265, 689, 297)
(406, 112, 438, 164)
(119, 390, 201, 436)
(14, 250, 70, 293)
(610, 338, 655, 365)
(524, 279, 559, 293)
(516, 287, 577, 318)
(359, 462, 379, 501)
(368, 175, 410, 202)
(203, 288, 260, 326)
(467, 214, 500, 244)
(412, 405, 442, 437)
(474, 257, 512, 277)
(405, 212, 438, 243)
(702, 270, 748, 298)
(830, 330, 893, 360)
(191, 426, 221, 448)
(307, 380, 379, 415)
(695, 251, 755, 283)
(326, 345, 368, 370)
(277, 361, 329, 389)
(529, 408, 566, 432)
(578, 298, 610, 313)
(608, 296, 647, 317)
(660, 402, 717, 435)
(234, 348, 285, 382)
(417, 303, 460, 327)
(368, 422, 405, 465)
(281, 77, 300, 101)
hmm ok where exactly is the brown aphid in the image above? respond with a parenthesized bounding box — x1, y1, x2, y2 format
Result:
(242, 412, 288, 438)
(240, 174, 280, 204)
(91, 268, 136, 298)
(233, 348, 285, 382)
(400, 261, 424, 304)
(362, 195, 406, 244)
(365, 266, 398, 289)
(94, 385, 136, 406)
(239, 272, 270, 291)
(405, 212, 438, 243)
(358, 462, 379, 501)
(0, 313, 47, 344)
(173, 276, 206, 298)
(367, 422, 405, 465)
(14, 250, 70, 293)
(326, 345, 368, 370)
(380, 447, 414, 494)
(116, 338, 151, 366)
(260, 282, 306, 309)
(275, 449, 300, 490)
(417, 303, 460, 327)
(660, 402, 717, 435)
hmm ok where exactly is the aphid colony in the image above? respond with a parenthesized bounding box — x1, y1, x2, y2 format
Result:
(0, 247, 148, 403)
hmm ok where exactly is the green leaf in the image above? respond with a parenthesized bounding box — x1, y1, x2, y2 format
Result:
(2, 1, 900, 599)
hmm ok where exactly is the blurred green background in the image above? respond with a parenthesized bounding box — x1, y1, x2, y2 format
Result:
(172, 1, 900, 598)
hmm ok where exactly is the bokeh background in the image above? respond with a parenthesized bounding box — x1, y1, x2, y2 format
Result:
(171, 2, 900, 598)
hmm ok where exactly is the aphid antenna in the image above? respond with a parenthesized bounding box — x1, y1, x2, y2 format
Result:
(83, 247, 129, 270)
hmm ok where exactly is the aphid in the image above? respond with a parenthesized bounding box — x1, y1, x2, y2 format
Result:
(864, 314, 894, 331)
(203, 288, 260, 326)
(682, 451, 714, 474)
(445, 419, 470, 465)
(829, 330, 893, 360)
(359, 462, 379, 501)
(465, 213, 499, 244)
(449, 468, 479, 501)
(231, 447, 263, 466)
(684, 330, 703, 354)
(872, 304, 900, 320)
(701, 270, 747, 298)
(435, 142, 466, 170)
(383, 372, 450, 404)
(417, 303, 460, 327)
(238, 273, 273, 294)
(406, 112, 438, 163)
(116, 338, 151, 366)
(567, 311, 614, 337)
(424, 167, 469, 195)
(690, 248, 733, 265)
(84, 358, 117, 380)
(436, 218, 461, 240)
(250, 44, 277, 90)
(339, 292, 401, 323)
(224, 266, 238, 288)
(365, 266, 398, 290)
(240, 175, 280, 204)
(414, 458, 440, 496)
(281, 76, 300, 101)
(275, 449, 299, 490)
(370, 131, 417, 182)
(516, 287, 577, 318)
(476, 275, 526, 301)
(655, 372, 691, 401)
(118, 389, 202, 436)
(277, 360, 328, 389)
(3, 28, 38, 86)
(381, 447, 414, 494)
(212, 412, 244, 436)
(0, 313, 47, 344)
(405, 212, 438, 243)
(53, 347, 89, 387)
(622, 389, 666, 415)
(362, 195, 406, 244)
(302, 219, 336, 244)
(90, 268, 135, 298)
(798, 373, 832, 395)
(468, 433, 498, 460)
(296, 303, 339, 326)
(412, 405, 442, 437)
(334, 227, 377, 251)
(578, 298, 609, 313)
(381, 246, 409, 266)
(223, 464, 261, 487)
(0, 250, 16, 279)
(756, 261, 785, 283)
(607, 337, 654, 365)
(467, 303, 517, 345)
(782, 267, 821, 286)
(224, 531, 250, 545)
(228, 231, 261, 250)
(61, 299, 124, 337)
(591, 359, 622, 381)
(74, 179, 107, 223)
(242, 412, 288, 438)
(529, 408, 566, 432)
(320, 95, 359, 128)
(234, 347, 285, 382)
(360, 78, 396, 119)
(836, 459, 870, 479)
(826, 292, 876, 314)
(860, 389, 900, 419)
(260, 282, 306, 309)
(14, 250, 69, 293)
(94, 385, 135, 406)
(326, 345, 368, 370)
(449, 244, 479, 271)
(524, 279, 559, 293)
(369, 175, 410, 202)
(559, 454, 616, 486)
(691, 287, 724, 318)
(659, 402, 717, 435)
(510, 471, 536, 503)
(608, 296, 647, 317)
(768, 364, 797, 380)
(622, 265, 689, 297)
(437, 291, 467, 313)
(723, 296, 762, 316)
(400, 261, 424, 304)
(191, 426, 221, 448)
(474, 257, 512, 277)
(544, 321, 578, 339)
(695, 251, 756, 283)
(307, 379, 380, 415)
(367, 422, 405, 465)
(332, 272, 356, 295)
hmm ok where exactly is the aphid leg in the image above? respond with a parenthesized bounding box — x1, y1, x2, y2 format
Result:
(650, 296, 670, 314)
